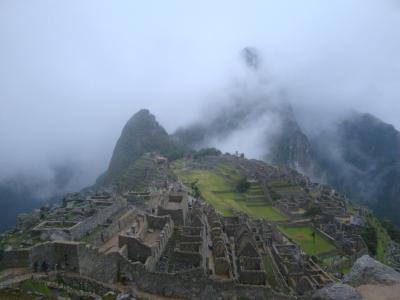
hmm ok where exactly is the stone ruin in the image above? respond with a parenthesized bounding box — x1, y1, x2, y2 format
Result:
(0, 159, 374, 298)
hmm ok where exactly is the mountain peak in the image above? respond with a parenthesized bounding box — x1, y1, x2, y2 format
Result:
(101, 109, 183, 187)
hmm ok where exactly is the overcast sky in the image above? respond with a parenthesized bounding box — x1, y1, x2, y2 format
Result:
(1, 0, 400, 190)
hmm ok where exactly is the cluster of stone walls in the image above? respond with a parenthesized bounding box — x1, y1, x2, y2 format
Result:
(239, 270, 267, 285)
(207, 208, 233, 277)
(157, 207, 185, 226)
(120, 258, 292, 300)
(171, 250, 202, 266)
(147, 216, 174, 271)
(157, 193, 188, 226)
(238, 256, 266, 285)
(68, 198, 127, 240)
(147, 215, 169, 229)
(119, 214, 174, 271)
(90, 210, 137, 247)
(119, 235, 151, 263)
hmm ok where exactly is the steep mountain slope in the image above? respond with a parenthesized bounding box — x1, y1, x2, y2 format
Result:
(174, 100, 314, 173)
(311, 113, 400, 225)
(116, 153, 176, 192)
(102, 109, 185, 186)
(265, 106, 314, 173)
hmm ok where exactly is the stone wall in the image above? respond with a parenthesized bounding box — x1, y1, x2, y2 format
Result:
(54, 242, 81, 272)
(239, 269, 267, 285)
(78, 245, 120, 283)
(120, 259, 293, 300)
(29, 242, 81, 272)
(172, 250, 202, 266)
(56, 273, 119, 296)
(119, 235, 152, 263)
(69, 198, 127, 240)
(157, 207, 185, 226)
(90, 209, 136, 247)
(147, 215, 170, 229)
(119, 214, 174, 270)
(215, 257, 231, 275)
(0, 248, 30, 268)
(29, 242, 56, 270)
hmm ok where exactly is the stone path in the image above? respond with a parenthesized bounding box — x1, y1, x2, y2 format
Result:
(0, 272, 46, 288)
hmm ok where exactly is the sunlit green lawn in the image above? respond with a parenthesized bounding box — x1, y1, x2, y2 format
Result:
(278, 225, 336, 255)
(172, 161, 288, 221)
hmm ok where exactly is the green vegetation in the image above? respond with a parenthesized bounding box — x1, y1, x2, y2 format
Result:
(0, 290, 36, 300)
(361, 223, 378, 256)
(193, 147, 222, 159)
(0, 230, 41, 249)
(21, 279, 52, 298)
(236, 176, 251, 193)
(304, 206, 322, 217)
(246, 206, 287, 221)
(321, 255, 351, 274)
(116, 155, 176, 192)
(262, 252, 290, 293)
(172, 160, 287, 221)
(365, 215, 391, 262)
(278, 225, 336, 256)
(267, 180, 303, 198)
(379, 218, 400, 243)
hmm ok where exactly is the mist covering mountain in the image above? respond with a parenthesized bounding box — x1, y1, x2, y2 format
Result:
(93, 47, 400, 226)
(311, 113, 400, 225)
(1, 42, 399, 232)
(175, 103, 400, 225)
(0, 163, 80, 231)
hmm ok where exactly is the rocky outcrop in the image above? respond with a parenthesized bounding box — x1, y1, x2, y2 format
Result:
(312, 283, 362, 300)
(344, 255, 400, 286)
(101, 109, 184, 185)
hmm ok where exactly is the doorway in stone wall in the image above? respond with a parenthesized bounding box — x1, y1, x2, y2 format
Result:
(64, 254, 69, 267)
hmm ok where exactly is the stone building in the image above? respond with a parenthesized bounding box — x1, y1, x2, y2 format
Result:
(118, 214, 174, 271)
(157, 192, 188, 226)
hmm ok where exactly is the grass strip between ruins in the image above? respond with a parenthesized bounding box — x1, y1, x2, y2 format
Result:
(277, 225, 336, 256)
(172, 161, 288, 221)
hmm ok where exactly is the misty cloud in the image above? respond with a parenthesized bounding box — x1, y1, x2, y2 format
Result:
(1, 0, 400, 199)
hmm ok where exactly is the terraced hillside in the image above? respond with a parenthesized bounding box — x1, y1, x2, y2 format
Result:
(171, 160, 288, 221)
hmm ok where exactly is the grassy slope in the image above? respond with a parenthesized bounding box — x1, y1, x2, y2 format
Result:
(172, 160, 287, 221)
(116, 155, 176, 192)
(368, 215, 391, 263)
(278, 225, 336, 256)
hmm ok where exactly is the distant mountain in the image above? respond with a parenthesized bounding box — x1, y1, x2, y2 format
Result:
(174, 102, 400, 226)
(101, 109, 185, 186)
(174, 99, 314, 173)
(0, 164, 77, 232)
(98, 106, 399, 226)
(265, 105, 314, 174)
(311, 113, 400, 225)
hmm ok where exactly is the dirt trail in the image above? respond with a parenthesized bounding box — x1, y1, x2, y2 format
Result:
(357, 284, 400, 300)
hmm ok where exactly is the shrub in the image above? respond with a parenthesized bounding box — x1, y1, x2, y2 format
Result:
(236, 177, 251, 193)
(193, 148, 222, 159)
(361, 225, 378, 256)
